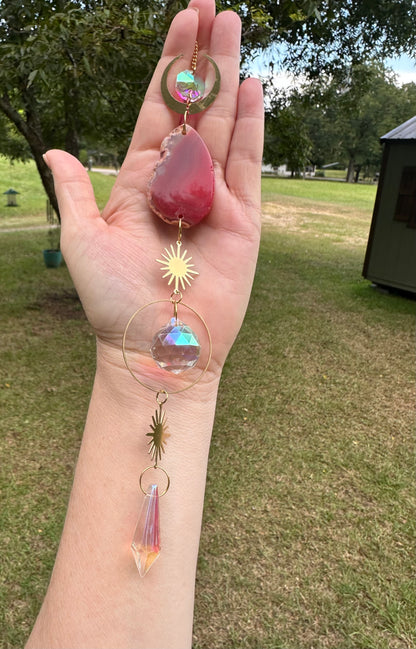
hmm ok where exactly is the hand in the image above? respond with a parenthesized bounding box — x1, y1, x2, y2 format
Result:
(44, 0, 264, 378)
(27, 7, 264, 646)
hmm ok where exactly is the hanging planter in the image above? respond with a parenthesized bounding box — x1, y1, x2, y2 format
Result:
(43, 249, 62, 268)
(43, 200, 61, 268)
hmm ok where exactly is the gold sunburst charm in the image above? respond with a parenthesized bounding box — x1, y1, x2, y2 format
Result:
(157, 242, 198, 291)
(146, 406, 170, 463)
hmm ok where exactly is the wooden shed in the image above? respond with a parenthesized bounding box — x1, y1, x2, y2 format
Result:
(363, 115, 416, 293)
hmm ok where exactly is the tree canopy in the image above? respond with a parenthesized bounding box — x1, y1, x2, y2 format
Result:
(264, 63, 416, 181)
(0, 0, 186, 213)
(230, 0, 416, 73)
(0, 0, 415, 211)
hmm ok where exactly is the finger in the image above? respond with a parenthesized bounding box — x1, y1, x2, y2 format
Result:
(224, 78, 264, 223)
(43, 149, 101, 233)
(187, 0, 215, 49)
(108, 2, 219, 210)
(127, 8, 200, 155)
(109, 7, 203, 211)
(117, 8, 241, 200)
(196, 10, 242, 170)
(133, 0, 216, 152)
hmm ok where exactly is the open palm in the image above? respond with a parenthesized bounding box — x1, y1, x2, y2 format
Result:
(44, 0, 264, 376)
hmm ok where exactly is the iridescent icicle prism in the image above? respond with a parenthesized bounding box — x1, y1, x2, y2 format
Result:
(131, 484, 160, 577)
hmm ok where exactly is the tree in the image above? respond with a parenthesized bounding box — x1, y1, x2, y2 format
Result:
(1, 0, 415, 212)
(233, 0, 416, 177)
(293, 0, 416, 72)
(0, 0, 186, 217)
(218, 0, 322, 58)
(0, 112, 31, 161)
(265, 62, 416, 182)
(303, 63, 416, 181)
(264, 91, 312, 175)
(228, 0, 416, 73)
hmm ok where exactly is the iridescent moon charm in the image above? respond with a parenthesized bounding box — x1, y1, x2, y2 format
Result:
(161, 54, 221, 115)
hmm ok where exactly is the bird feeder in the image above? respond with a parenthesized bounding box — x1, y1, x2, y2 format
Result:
(3, 188, 19, 206)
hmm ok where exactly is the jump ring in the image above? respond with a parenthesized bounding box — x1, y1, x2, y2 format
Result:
(156, 390, 169, 405)
(139, 465, 170, 497)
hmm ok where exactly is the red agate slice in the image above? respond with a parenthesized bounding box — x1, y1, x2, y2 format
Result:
(148, 125, 214, 227)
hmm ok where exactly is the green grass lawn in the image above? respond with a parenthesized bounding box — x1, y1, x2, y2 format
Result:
(0, 156, 115, 229)
(261, 175, 377, 211)
(0, 168, 415, 648)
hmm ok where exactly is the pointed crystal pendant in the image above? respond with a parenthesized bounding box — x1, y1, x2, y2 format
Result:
(131, 484, 160, 577)
(150, 317, 200, 374)
(147, 125, 214, 227)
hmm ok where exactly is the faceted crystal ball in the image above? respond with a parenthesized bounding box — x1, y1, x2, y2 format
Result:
(150, 318, 200, 374)
(175, 70, 205, 102)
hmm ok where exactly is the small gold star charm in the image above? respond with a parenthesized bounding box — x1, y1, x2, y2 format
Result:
(146, 406, 170, 463)
(157, 242, 198, 291)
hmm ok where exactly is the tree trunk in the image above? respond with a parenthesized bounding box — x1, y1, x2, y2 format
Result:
(33, 149, 59, 218)
(0, 93, 60, 219)
(354, 164, 361, 183)
(346, 158, 355, 183)
(65, 125, 80, 160)
(64, 86, 80, 159)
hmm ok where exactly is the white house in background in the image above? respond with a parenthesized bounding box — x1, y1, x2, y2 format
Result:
(261, 163, 290, 176)
(261, 162, 317, 177)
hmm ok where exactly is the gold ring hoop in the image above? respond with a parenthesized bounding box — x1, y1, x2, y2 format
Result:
(161, 54, 221, 115)
(122, 299, 212, 395)
(139, 465, 170, 497)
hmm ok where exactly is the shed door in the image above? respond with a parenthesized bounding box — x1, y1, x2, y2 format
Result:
(394, 166, 416, 227)
(366, 145, 416, 292)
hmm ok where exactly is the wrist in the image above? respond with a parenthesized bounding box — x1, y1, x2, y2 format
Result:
(29, 334, 221, 649)
(95, 336, 222, 408)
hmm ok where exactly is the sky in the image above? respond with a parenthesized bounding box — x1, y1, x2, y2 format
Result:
(248, 51, 416, 91)
(385, 54, 416, 86)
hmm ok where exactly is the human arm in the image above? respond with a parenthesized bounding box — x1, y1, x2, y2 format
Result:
(26, 1, 264, 647)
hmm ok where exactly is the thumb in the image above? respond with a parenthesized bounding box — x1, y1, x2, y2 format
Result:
(43, 150, 105, 301)
(43, 150, 101, 231)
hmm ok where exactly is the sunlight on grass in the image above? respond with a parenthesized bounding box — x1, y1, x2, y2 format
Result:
(0, 156, 116, 228)
(262, 176, 377, 212)
(0, 173, 414, 649)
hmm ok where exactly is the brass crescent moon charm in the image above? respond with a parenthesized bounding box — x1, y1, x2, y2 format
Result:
(161, 54, 221, 115)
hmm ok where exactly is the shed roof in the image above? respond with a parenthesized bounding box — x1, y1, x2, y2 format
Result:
(381, 115, 416, 141)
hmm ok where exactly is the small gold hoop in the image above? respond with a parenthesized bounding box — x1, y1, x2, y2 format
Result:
(170, 290, 183, 304)
(139, 465, 170, 497)
(122, 299, 212, 395)
(156, 390, 169, 405)
(182, 107, 189, 135)
(177, 218, 183, 245)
